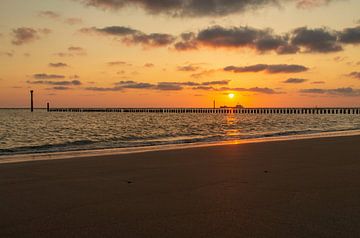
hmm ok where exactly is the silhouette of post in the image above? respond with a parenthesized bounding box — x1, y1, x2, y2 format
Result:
(213, 100, 216, 109)
(47, 102, 50, 112)
(30, 90, 34, 112)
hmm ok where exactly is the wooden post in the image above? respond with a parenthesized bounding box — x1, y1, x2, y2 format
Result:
(47, 102, 50, 112)
(30, 90, 34, 112)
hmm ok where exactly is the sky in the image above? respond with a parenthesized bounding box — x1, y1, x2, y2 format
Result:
(0, 0, 359, 108)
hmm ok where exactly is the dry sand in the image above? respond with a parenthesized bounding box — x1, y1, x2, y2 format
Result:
(1, 135, 360, 237)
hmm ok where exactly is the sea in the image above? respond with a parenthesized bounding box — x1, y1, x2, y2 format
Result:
(1, 109, 360, 157)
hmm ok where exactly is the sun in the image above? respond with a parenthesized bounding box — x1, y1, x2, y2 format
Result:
(228, 93, 235, 99)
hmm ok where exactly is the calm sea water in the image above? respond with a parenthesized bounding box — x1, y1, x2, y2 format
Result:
(1, 109, 360, 156)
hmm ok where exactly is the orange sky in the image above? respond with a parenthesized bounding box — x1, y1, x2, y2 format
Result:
(0, 0, 360, 108)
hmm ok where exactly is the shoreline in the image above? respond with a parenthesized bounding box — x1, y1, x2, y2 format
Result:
(1, 129, 360, 164)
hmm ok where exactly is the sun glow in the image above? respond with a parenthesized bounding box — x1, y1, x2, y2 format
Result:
(228, 93, 235, 99)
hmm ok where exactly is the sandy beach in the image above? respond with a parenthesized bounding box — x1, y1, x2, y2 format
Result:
(1, 135, 360, 237)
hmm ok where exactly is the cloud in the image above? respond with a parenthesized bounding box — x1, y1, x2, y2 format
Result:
(115, 81, 154, 89)
(55, 46, 86, 57)
(84, 79, 238, 93)
(296, 0, 334, 8)
(107, 61, 131, 66)
(218, 86, 281, 94)
(156, 82, 183, 90)
(290, 27, 342, 53)
(144, 63, 154, 67)
(64, 17, 83, 25)
(69, 75, 80, 79)
(38, 11, 83, 26)
(283, 78, 308, 83)
(85, 86, 123, 91)
(68, 46, 86, 54)
(338, 26, 360, 44)
(311, 81, 325, 84)
(75, 0, 337, 17)
(175, 26, 297, 54)
(299, 87, 360, 96)
(0, 51, 14, 57)
(49, 62, 69, 68)
(191, 69, 217, 78)
(224, 64, 308, 74)
(201, 80, 230, 86)
(177, 65, 200, 71)
(81, 24, 360, 54)
(11, 27, 51, 45)
(80, 26, 176, 47)
(347, 71, 360, 79)
(38, 10, 61, 19)
(27, 80, 82, 86)
(51, 86, 71, 90)
(32, 74, 65, 79)
(84, 80, 280, 95)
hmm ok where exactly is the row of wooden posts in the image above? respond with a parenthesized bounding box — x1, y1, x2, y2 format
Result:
(48, 107, 360, 115)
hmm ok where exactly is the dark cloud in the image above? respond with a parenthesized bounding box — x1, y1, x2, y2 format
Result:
(88, 81, 184, 91)
(300, 87, 360, 96)
(201, 80, 230, 85)
(291, 27, 342, 53)
(115, 81, 154, 89)
(224, 64, 308, 74)
(11, 27, 51, 45)
(49, 62, 69, 68)
(38, 11, 61, 19)
(156, 82, 183, 91)
(175, 25, 340, 54)
(85, 79, 280, 95)
(339, 26, 360, 44)
(193, 26, 291, 53)
(174, 80, 230, 86)
(283, 78, 308, 83)
(192, 86, 216, 90)
(218, 86, 281, 94)
(27, 80, 81, 86)
(81, 26, 176, 47)
(64, 17, 83, 25)
(32, 73, 65, 79)
(347, 71, 360, 79)
(75, 0, 336, 17)
(82, 24, 360, 54)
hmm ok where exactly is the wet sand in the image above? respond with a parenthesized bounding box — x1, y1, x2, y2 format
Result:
(1, 135, 360, 237)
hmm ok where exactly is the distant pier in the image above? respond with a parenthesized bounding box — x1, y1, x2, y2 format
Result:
(48, 107, 360, 114)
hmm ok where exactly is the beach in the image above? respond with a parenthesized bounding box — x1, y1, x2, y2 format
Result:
(1, 135, 360, 237)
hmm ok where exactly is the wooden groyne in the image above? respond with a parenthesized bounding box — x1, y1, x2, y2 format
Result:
(48, 108, 360, 114)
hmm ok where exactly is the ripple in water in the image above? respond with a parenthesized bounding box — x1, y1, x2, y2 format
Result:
(0, 109, 360, 156)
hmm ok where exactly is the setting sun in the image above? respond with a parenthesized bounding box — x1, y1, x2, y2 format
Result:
(228, 93, 235, 99)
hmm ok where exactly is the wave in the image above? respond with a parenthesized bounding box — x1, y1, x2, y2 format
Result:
(1, 127, 360, 157)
